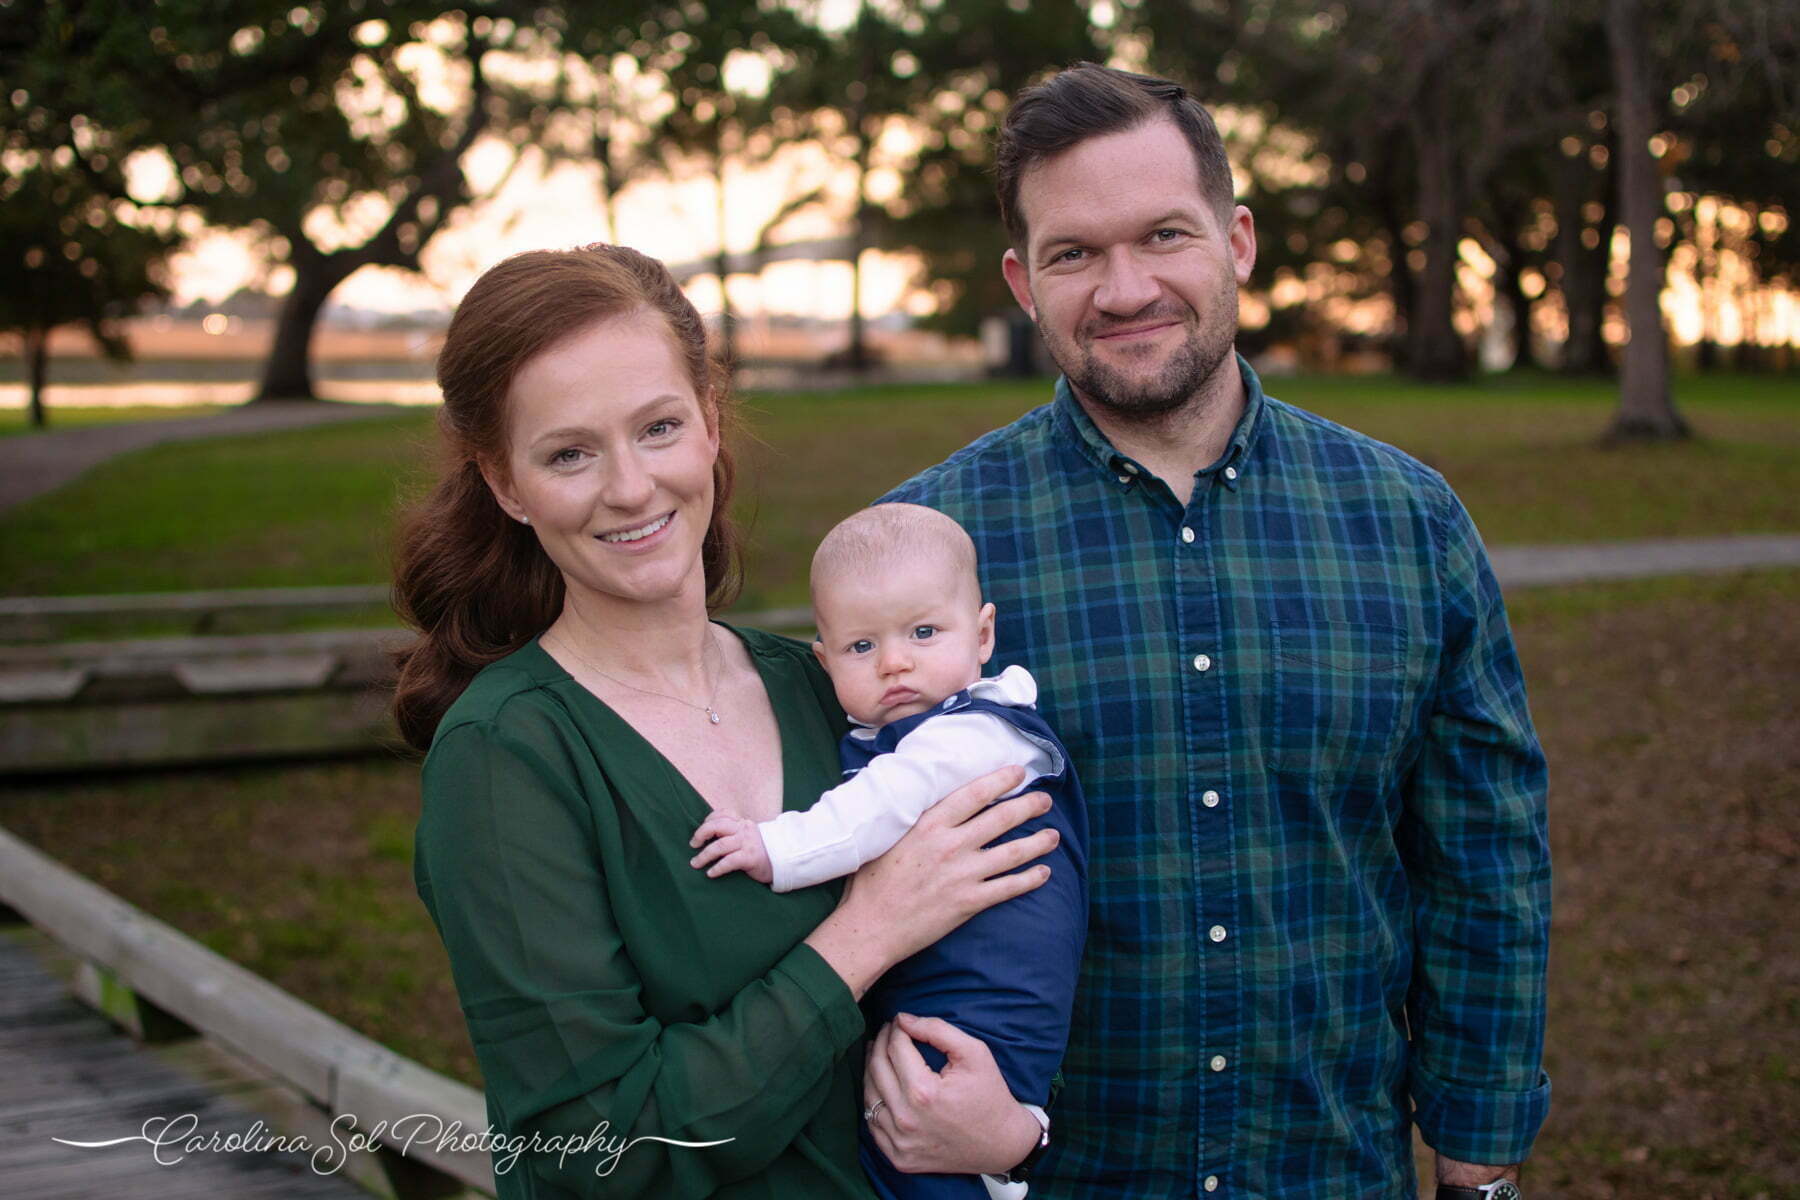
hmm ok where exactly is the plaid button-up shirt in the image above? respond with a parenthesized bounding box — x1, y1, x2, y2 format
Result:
(882, 358, 1550, 1198)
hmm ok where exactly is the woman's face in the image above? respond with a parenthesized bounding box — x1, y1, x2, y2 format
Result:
(485, 309, 719, 611)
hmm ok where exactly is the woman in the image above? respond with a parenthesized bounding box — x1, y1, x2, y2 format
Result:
(393, 244, 1056, 1198)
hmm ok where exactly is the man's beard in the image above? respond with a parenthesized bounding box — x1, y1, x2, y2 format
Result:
(1034, 291, 1238, 422)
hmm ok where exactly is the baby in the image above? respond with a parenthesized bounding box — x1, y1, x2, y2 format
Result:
(690, 503, 1088, 1200)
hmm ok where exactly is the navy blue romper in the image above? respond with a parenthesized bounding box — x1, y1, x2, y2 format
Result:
(851, 688, 1089, 1199)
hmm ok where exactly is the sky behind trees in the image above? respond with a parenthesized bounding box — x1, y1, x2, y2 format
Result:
(4, 1, 1795, 422)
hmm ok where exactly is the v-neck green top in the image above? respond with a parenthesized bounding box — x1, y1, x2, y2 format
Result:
(414, 625, 875, 1199)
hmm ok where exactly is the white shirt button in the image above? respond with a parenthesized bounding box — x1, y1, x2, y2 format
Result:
(1192, 653, 1212, 673)
(1202, 789, 1221, 808)
(1204, 1177, 1219, 1193)
(1122, 461, 1140, 474)
(1180, 526, 1196, 544)
(1210, 1054, 1227, 1072)
(1224, 466, 1238, 481)
(1117, 474, 1131, 484)
(1209, 925, 1228, 943)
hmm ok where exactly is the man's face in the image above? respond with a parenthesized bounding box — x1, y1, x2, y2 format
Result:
(1001, 116, 1256, 421)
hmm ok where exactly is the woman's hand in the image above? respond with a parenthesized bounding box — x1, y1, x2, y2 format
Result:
(805, 765, 1059, 999)
(863, 1013, 1044, 1175)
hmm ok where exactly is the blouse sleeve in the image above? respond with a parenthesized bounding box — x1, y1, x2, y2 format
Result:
(415, 713, 865, 1197)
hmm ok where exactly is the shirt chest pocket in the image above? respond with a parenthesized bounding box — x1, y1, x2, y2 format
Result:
(1270, 619, 1412, 784)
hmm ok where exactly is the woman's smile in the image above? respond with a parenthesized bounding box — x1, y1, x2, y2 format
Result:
(597, 511, 675, 545)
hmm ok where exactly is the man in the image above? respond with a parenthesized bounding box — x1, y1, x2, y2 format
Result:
(881, 64, 1550, 1198)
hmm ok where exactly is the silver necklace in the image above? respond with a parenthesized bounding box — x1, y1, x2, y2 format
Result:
(553, 621, 723, 725)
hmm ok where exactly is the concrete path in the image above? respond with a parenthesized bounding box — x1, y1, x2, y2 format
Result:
(0, 402, 415, 513)
(1489, 533, 1800, 587)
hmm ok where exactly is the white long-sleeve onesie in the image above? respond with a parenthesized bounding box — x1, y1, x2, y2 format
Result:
(759, 665, 1062, 894)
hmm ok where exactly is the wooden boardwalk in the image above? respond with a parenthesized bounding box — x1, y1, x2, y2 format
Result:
(0, 930, 371, 1199)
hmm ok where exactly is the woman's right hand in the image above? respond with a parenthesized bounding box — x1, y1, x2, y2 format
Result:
(804, 766, 1058, 1000)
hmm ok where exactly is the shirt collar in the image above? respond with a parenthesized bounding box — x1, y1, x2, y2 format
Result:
(1051, 352, 1267, 493)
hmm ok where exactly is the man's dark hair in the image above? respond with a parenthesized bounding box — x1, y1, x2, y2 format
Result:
(995, 62, 1235, 248)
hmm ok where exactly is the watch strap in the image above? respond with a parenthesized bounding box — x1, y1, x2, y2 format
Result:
(1436, 1183, 1522, 1200)
(1001, 1105, 1051, 1183)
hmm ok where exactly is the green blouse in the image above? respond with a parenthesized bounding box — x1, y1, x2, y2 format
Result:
(414, 625, 876, 1199)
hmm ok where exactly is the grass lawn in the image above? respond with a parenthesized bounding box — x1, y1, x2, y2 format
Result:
(1, 411, 435, 597)
(2, 568, 1796, 1197)
(1, 371, 1795, 606)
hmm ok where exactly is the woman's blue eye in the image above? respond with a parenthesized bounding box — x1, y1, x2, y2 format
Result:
(646, 419, 678, 437)
(913, 625, 937, 640)
(550, 448, 583, 465)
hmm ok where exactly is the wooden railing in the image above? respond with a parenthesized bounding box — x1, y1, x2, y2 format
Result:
(0, 826, 492, 1199)
(0, 593, 815, 772)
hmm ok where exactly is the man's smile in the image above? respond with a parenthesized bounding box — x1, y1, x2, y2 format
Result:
(1092, 319, 1181, 343)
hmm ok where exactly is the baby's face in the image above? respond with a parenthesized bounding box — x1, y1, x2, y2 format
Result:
(812, 558, 995, 727)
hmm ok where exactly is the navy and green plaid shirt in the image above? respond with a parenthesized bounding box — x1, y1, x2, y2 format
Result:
(882, 357, 1550, 1198)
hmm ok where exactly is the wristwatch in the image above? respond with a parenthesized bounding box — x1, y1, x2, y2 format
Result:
(1436, 1182, 1522, 1200)
(1001, 1108, 1051, 1183)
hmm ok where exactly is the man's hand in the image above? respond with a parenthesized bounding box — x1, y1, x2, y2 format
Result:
(1436, 1153, 1521, 1188)
(689, 811, 773, 883)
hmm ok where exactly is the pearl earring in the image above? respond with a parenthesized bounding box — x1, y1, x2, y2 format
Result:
(518, 514, 530, 525)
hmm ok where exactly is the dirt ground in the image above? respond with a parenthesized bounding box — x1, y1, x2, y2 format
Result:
(3, 569, 1796, 1198)
(1502, 572, 1799, 1198)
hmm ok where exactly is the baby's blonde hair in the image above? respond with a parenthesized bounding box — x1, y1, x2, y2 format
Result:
(810, 504, 979, 609)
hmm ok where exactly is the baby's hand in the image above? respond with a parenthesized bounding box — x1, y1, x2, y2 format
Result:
(689, 811, 774, 884)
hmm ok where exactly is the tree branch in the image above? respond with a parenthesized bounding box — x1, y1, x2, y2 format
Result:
(351, 36, 494, 273)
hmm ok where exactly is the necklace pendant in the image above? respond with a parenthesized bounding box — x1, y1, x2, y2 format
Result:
(706, 708, 721, 725)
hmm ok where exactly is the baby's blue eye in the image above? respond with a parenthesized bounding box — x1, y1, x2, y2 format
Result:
(913, 625, 937, 640)
(849, 639, 874, 654)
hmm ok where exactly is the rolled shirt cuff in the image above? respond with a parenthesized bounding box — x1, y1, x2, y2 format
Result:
(1410, 1058, 1551, 1166)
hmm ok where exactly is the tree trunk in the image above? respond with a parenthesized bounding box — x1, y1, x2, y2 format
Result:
(255, 252, 343, 401)
(1736, 274, 1761, 371)
(1506, 266, 1536, 370)
(846, 128, 873, 373)
(1552, 148, 1612, 374)
(25, 325, 49, 429)
(1380, 199, 1416, 371)
(593, 112, 621, 244)
(1603, 0, 1687, 439)
(1693, 204, 1720, 369)
(1575, 204, 1614, 374)
(713, 160, 737, 373)
(1407, 92, 1469, 381)
(1497, 228, 1538, 370)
